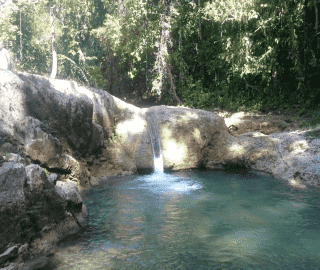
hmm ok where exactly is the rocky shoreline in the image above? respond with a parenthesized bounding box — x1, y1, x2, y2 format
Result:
(0, 70, 319, 269)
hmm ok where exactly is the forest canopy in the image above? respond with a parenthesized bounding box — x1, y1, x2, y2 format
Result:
(0, 0, 319, 114)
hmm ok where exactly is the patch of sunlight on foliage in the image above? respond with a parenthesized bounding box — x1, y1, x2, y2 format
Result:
(128, 71, 134, 79)
(87, 65, 108, 88)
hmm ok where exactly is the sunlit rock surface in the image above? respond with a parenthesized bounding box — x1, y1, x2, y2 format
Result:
(146, 106, 228, 170)
(223, 111, 301, 136)
(1, 69, 319, 188)
(205, 129, 320, 188)
(0, 48, 15, 71)
(133, 106, 320, 189)
(0, 69, 319, 269)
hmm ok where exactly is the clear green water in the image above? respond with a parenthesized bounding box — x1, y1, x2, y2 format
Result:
(47, 170, 320, 269)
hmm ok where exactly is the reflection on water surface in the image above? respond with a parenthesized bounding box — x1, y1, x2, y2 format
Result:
(47, 170, 320, 269)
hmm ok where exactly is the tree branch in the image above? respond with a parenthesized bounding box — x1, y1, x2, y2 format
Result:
(246, 83, 272, 101)
(167, 63, 183, 105)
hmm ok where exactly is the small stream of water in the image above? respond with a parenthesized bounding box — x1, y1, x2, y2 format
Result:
(146, 112, 164, 173)
(47, 169, 320, 270)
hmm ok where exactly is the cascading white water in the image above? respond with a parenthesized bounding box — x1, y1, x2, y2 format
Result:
(146, 113, 164, 173)
(153, 153, 164, 173)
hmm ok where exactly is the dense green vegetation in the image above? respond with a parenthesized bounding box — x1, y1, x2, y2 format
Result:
(0, 0, 319, 132)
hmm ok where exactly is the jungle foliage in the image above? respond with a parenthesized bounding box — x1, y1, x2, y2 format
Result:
(0, 0, 319, 115)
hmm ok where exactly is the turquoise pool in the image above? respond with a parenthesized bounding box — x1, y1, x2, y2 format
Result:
(46, 169, 320, 269)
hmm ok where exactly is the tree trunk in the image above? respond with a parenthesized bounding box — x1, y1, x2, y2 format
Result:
(50, 6, 57, 79)
(179, 31, 184, 86)
(167, 62, 183, 105)
(198, 0, 204, 81)
(313, 0, 319, 54)
(20, 9, 22, 60)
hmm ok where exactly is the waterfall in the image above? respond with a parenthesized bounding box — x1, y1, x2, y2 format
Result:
(146, 113, 164, 173)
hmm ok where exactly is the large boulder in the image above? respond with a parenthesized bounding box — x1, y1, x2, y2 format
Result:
(50, 181, 83, 209)
(25, 164, 52, 201)
(0, 70, 112, 155)
(0, 162, 26, 214)
(103, 98, 150, 172)
(148, 106, 227, 171)
(101, 103, 320, 188)
(202, 127, 320, 188)
(0, 161, 87, 268)
(265, 131, 320, 187)
(105, 104, 227, 172)
(0, 48, 15, 71)
(105, 104, 228, 173)
(0, 70, 117, 187)
(14, 117, 62, 168)
(1, 69, 318, 189)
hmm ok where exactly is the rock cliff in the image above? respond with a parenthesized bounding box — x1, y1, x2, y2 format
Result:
(0, 69, 319, 269)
